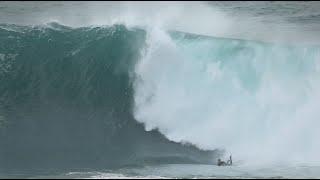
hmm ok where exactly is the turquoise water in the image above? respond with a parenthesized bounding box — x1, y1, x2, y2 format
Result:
(1, 2, 320, 179)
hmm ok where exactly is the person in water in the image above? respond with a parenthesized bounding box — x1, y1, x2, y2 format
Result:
(217, 155, 232, 166)
(217, 158, 227, 166)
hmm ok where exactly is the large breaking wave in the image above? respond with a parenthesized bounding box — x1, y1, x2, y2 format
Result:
(1, 20, 320, 169)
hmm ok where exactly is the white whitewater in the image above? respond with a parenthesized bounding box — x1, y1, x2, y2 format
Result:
(133, 25, 320, 166)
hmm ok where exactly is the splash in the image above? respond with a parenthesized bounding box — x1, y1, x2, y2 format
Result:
(133, 27, 320, 166)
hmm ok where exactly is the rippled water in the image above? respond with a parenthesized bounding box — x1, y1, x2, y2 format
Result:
(2, 164, 320, 179)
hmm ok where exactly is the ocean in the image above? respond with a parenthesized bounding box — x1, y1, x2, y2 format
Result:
(1, 1, 320, 179)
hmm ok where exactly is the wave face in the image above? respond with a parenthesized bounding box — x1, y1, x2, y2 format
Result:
(134, 29, 320, 166)
(0, 23, 218, 169)
(1, 21, 320, 169)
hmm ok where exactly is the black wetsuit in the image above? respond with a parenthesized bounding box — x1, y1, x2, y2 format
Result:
(218, 156, 232, 166)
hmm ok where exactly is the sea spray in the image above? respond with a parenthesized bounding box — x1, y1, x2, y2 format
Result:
(133, 27, 320, 166)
